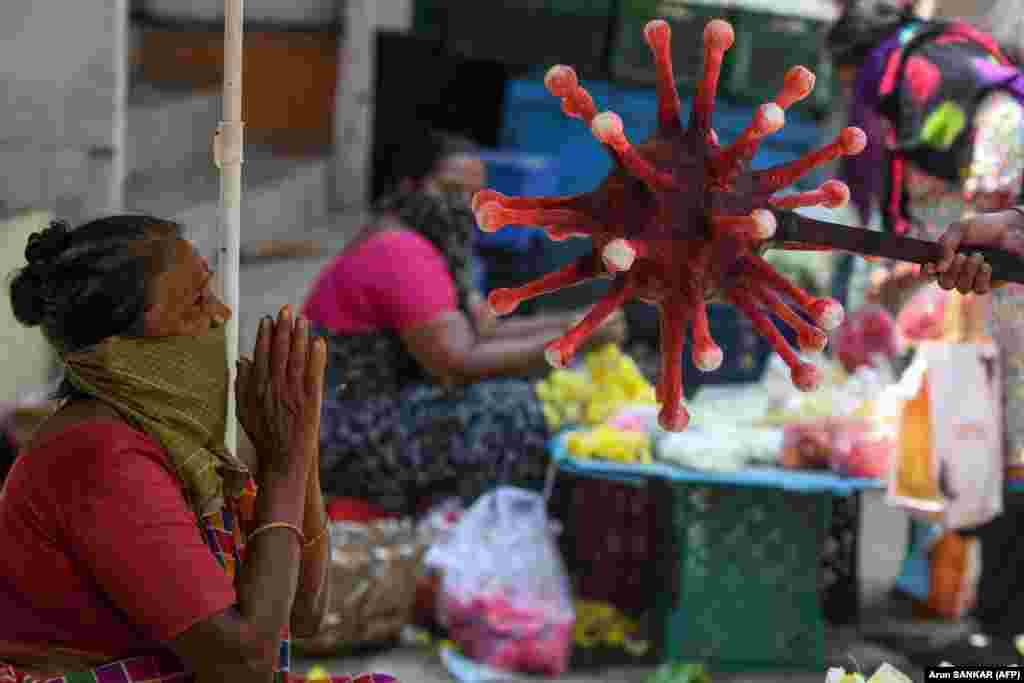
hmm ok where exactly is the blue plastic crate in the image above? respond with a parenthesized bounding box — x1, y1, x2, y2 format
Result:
(476, 149, 559, 253)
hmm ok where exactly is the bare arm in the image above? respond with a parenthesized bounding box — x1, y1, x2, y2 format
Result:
(237, 427, 331, 638)
(290, 463, 331, 638)
(170, 472, 309, 683)
(401, 311, 558, 385)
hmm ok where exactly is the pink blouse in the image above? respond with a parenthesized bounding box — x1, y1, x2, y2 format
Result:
(302, 229, 459, 334)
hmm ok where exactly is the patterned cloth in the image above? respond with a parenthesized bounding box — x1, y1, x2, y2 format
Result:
(0, 479, 290, 683)
(317, 326, 551, 515)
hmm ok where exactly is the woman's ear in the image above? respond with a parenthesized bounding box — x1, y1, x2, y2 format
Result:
(142, 301, 164, 337)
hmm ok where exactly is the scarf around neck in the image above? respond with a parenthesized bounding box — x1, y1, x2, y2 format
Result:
(60, 324, 249, 520)
(373, 189, 479, 313)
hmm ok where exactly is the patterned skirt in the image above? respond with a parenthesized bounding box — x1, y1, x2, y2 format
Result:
(318, 378, 552, 516)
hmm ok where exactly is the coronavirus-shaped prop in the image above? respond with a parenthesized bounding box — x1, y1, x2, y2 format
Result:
(473, 18, 866, 431)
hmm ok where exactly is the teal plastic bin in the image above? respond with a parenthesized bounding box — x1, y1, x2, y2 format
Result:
(657, 483, 830, 671)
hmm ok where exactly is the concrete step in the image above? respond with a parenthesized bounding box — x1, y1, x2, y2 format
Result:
(123, 143, 332, 255)
(235, 211, 365, 354)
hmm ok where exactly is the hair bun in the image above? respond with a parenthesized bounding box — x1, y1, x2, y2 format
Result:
(25, 220, 72, 267)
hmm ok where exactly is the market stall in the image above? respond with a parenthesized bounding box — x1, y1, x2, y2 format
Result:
(530, 336, 901, 671)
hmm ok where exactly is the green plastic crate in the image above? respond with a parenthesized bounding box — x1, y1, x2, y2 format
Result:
(725, 9, 835, 116)
(656, 483, 830, 671)
(442, 0, 615, 75)
(612, 0, 737, 91)
(411, 0, 447, 39)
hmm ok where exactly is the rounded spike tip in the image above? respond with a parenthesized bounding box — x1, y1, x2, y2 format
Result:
(658, 404, 691, 431)
(471, 189, 500, 213)
(602, 239, 637, 272)
(757, 103, 785, 135)
(695, 345, 724, 372)
(704, 19, 735, 52)
(785, 66, 815, 98)
(474, 203, 504, 233)
(811, 298, 845, 331)
(750, 209, 777, 240)
(591, 111, 624, 143)
(487, 289, 519, 316)
(544, 65, 578, 97)
(644, 19, 671, 48)
(840, 127, 868, 155)
(544, 345, 567, 369)
(821, 180, 851, 209)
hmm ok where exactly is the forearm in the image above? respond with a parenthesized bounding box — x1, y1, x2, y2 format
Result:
(290, 463, 331, 637)
(456, 331, 559, 382)
(235, 461, 310, 646)
(492, 312, 574, 339)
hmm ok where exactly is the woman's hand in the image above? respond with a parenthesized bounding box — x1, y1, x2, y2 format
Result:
(235, 305, 327, 484)
(928, 209, 1024, 294)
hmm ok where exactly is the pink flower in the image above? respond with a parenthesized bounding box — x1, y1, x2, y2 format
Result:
(905, 56, 942, 104)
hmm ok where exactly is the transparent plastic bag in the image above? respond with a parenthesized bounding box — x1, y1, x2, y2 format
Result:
(427, 487, 575, 677)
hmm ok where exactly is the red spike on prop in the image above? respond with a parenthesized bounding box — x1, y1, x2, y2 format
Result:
(756, 128, 867, 193)
(691, 299, 723, 371)
(769, 180, 850, 211)
(545, 65, 599, 125)
(658, 298, 691, 431)
(474, 193, 603, 235)
(744, 279, 829, 353)
(473, 18, 865, 431)
(644, 19, 684, 133)
(775, 66, 816, 110)
(714, 102, 786, 177)
(592, 112, 677, 190)
(546, 278, 635, 368)
(731, 286, 822, 391)
(691, 19, 734, 133)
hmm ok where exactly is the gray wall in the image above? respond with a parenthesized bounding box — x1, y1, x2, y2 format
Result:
(1, 0, 126, 223)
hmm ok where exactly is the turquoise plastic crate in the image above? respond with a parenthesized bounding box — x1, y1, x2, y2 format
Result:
(658, 483, 830, 671)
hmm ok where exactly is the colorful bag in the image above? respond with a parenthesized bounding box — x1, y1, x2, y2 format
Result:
(889, 292, 1004, 530)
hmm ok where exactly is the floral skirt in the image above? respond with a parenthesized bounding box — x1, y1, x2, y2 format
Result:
(318, 378, 552, 515)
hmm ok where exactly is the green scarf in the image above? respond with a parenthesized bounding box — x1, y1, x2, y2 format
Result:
(60, 325, 249, 520)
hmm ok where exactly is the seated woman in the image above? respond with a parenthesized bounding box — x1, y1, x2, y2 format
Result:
(0, 215, 331, 681)
(305, 128, 627, 515)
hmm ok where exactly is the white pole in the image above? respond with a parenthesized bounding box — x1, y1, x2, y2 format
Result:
(215, 0, 244, 456)
(109, 0, 127, 213)
(331, 0, 375, 211)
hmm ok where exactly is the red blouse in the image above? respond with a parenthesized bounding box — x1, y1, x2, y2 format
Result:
(0, 420, 237, 657)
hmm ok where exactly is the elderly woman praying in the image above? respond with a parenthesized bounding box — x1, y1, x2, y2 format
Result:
(0, 214, 331, 682)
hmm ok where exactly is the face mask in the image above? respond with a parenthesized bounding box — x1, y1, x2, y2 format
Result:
(61, 323, 248, 518)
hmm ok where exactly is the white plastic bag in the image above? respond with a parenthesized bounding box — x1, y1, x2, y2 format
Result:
(427, 487, 575, 677)
(925, 340, 1003, 530)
